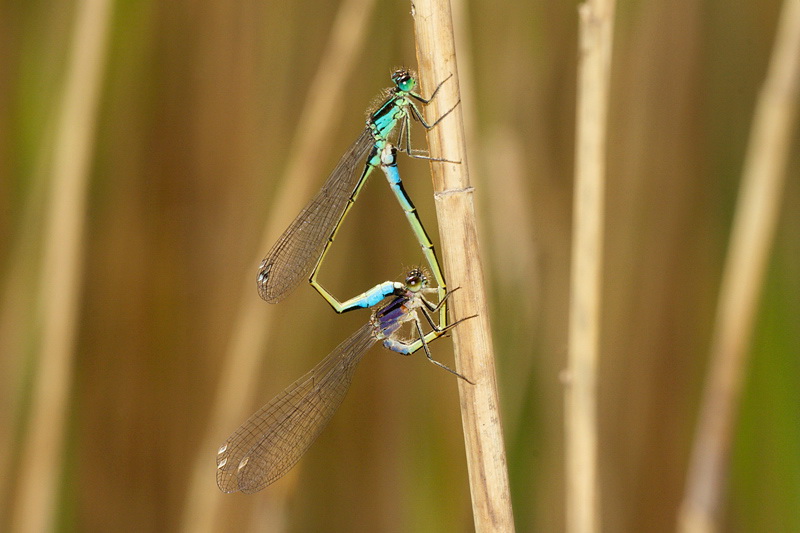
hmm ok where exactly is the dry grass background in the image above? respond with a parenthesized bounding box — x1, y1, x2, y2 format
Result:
(1, 0, 798, 532)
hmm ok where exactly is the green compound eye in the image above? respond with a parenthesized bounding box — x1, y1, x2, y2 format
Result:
(397, 76, 416, 92)
(392, 69, 416, 92)
(404, 268, 427, 292)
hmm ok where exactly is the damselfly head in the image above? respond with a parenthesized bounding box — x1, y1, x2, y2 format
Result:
(391, 68, 416, 93)
(404, 268, 428, 292)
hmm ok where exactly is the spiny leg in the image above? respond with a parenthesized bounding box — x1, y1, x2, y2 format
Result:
(412, 318, 474, 384)
(409, 97, 461, 132)
(399, 113, 461, 164)
(409, 73, 454, 104)
(383, 309, 476, 384)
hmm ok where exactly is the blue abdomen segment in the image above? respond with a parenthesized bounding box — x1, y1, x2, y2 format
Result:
(382, 337, 413, 354)
(325, 280, 402, 313)
(358, 281, 402, 309)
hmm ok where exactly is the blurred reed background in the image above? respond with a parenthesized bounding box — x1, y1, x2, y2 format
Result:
(1, 0, 798, 532)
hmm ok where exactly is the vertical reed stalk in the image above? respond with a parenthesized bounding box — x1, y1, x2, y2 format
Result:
(567, 1, 616, 532)
(179, 0, 377, 530)
(10, 0, 112, 531)
(411, 1, 516, 530)
(678, 1, 800, 531)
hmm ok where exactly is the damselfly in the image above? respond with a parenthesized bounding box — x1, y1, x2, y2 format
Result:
(256, 69, 457, 314)
(285, 142, 449, 328)
(217, 268, 472, 494)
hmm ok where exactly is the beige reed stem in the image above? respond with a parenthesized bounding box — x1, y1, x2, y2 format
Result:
(678, 1, 800, 531)
(411, 1, 516, 531)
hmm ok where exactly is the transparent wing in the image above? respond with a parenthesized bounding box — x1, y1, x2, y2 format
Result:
(257, 129, 374, 303)
(216, 322, 377, 493)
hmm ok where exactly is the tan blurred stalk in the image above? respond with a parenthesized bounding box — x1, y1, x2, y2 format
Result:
(9, 0, 113, 531)
(178, 0, 377, 531)
(566, 1, 615, 532)
(412, 1, 516, 531)
(450, 0, 541, 427)
(0, 55, 52, 531)
(678, 1, 800, 532)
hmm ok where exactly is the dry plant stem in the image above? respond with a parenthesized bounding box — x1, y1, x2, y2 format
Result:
(411, 1, 515, 531)
(179, 0, 377, 530)
(678, 2, 800, 532)
(567, 1, 616, 533)
(10, 0, 112, 532)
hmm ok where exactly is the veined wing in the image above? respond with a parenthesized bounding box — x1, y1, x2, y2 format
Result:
(257, 129, 374, 303)
(216, 322, 377, 493)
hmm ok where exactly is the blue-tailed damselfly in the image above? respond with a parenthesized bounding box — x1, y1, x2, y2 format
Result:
(217, 268, 472, 494)
(257, 70, 457, 317)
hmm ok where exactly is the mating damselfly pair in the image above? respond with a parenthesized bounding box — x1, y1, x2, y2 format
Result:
(217, 68, 473, 494)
